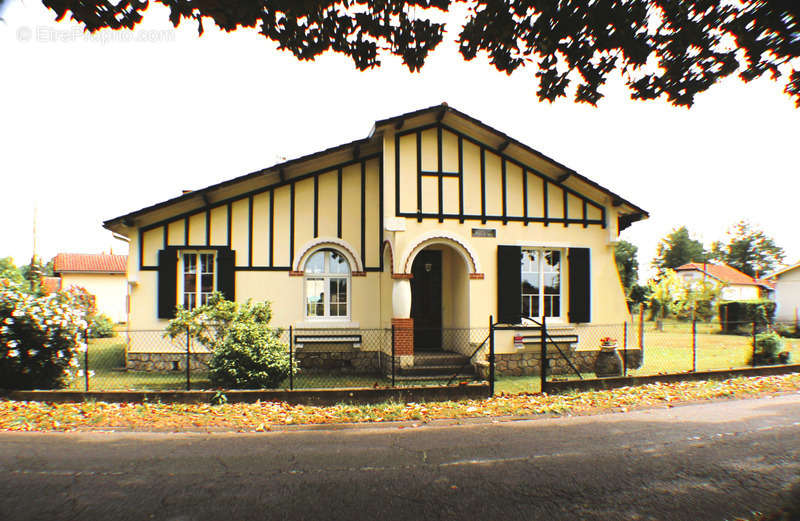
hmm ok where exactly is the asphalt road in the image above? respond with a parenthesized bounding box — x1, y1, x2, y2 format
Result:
(1, 394, 799, 521)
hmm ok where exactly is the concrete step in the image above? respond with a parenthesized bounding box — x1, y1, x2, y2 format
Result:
(412, 352, 471, 366)
(398, 364, 475, 377)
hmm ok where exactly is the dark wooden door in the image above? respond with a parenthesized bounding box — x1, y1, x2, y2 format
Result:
(411, 250, 442, 351)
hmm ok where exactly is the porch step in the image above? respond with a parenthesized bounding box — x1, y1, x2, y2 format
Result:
(393, 373, 477, 382)
(394, 351, 476, 379)
(411, 352, 471, 366)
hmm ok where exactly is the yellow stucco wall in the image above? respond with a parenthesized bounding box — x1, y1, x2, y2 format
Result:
(61, 273, 128, 324)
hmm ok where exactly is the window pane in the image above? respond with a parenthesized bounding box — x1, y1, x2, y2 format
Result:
(543, 273, 560, 294)
(543, 250, 560, 271)
(184, 292, 196, 310)
(329, 278, 347, 316)
(522, 274, 539, 296)
(521, 250, 538, 273)
(329, 251, 349, 274)
(305, 251, 325, 274)
(184, 253, 197, 274)
(184, 272, 196, 293)
(521, 295, 531, 317)
(306, 278, 325, 316)
(201, 273, 214, 294)
(200, 253, 214, 274)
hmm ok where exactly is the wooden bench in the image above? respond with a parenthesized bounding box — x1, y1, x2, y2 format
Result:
(518, 334, 579, 345)
(294, 335, 362, 350)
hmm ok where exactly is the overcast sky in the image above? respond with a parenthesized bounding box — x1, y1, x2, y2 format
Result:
(1, 1, 798, 280)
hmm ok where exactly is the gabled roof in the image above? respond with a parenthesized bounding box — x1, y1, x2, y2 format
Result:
(53, 253, 127, 274)
(104, 103, 648, 234)
(675, 262, 774, 289)
(765, 262, 800, 280)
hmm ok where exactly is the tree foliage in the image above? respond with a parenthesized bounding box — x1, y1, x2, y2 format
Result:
(25, 0, 800, 107)
(710, 221, 785, 277)
(647, 268, 686, 319)
(615, 240, 639, 294)
(653, 226, 708, 272)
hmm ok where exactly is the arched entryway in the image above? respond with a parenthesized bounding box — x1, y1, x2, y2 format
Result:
(409, 244, 470, 352)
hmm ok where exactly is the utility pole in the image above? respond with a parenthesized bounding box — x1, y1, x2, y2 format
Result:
(30, 204, 40, 293)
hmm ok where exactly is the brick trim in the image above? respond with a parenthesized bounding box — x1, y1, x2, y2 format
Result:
(352, 271, 367, 277)
(392, 273, 414, 280)
(289, 271, 304, 277)
(469, 273, 485, 280)
(391, 318, 414, 356)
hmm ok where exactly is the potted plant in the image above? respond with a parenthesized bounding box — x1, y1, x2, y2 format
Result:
(594, 337, 623, 377)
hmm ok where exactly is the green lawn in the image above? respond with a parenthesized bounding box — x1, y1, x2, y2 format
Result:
(71, 323, 799, 394)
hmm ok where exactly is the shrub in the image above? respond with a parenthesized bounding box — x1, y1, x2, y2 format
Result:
(165, 293, 294, 389)
(750, 332, 784, 366)
(719, 300, 776, 332)
(88, 314, 115, 338)
(0, 281, 88, 389)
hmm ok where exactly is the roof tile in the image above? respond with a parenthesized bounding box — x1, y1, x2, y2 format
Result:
(53, 253, 127, 274)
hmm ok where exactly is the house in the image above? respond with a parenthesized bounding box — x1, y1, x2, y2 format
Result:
(764, 263, 800, 323)
(674, 262, 774, 301)
(103, 104, 648, 375)
(53, 253, 128, 323)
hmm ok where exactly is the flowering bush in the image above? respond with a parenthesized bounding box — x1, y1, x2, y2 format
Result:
(0, 280, 88, 389)
(600, 337, 617, 347)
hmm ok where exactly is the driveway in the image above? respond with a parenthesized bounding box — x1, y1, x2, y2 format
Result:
(1, 394, 799, 521)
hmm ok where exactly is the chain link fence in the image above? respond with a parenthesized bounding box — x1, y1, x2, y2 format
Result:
(70, 326, 491, 391)
(545, 316, 800, 386)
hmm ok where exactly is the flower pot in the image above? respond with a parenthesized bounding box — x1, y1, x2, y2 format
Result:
(594, 346, 623, 378)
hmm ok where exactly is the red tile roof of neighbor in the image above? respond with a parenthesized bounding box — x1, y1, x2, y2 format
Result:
(53, 253, 127, 274)
(675, 262, 775, 289)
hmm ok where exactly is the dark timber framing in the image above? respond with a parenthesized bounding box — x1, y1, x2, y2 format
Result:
(137, 154, 382, 272)
(337, 167, 343, 239)
(395, 123, 605, 228)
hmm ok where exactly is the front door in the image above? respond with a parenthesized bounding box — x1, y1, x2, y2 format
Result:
(411, 250, 442, 351)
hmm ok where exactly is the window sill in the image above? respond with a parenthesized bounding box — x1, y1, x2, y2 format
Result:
(294, 320, 360, 329)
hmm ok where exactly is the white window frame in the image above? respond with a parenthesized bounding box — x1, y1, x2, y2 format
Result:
(521, 248, 563, 321)
(178, 250, 217, 311)
(303, 249, 351, 321)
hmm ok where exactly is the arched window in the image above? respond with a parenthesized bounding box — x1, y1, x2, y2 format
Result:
(304, 249, 350, 319)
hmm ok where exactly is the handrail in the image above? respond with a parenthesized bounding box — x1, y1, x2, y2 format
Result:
(446, 332, 491, 386)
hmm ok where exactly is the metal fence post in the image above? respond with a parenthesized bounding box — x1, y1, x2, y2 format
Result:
(289, 325, 294, 390)
(391, 325, 396, 388)
(752, 320, 757, 367)
(623, 322, 628, 377)
(540, 315, 547, 394)
(186, 325, 191, 391)
(84, 328, 89, 392)
(638, 307, 644, 349)
(692, 317, 697, 372)
(488, 316, 495, 396)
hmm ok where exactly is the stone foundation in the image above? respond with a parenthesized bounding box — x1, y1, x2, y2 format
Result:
(489, 347, 644, 377)
(294, 350, 381, 374)
(126, 352, 211, 372)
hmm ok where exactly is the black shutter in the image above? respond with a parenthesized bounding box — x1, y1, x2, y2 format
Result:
(157, 249, 178, 319)
(217, 248, 236, 301)
(568, 248, 591, 323)
(497, 245, 522, 324)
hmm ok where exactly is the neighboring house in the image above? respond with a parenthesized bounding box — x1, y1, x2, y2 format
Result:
(764, 263, 800, 322)
(53, 253, 128, 323)
(40, 276, 62, 294)
(103, 104, 648, 374)
(674, 262, 774, 301)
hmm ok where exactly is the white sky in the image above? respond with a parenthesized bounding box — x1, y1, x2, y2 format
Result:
(1, 1, 798, 281)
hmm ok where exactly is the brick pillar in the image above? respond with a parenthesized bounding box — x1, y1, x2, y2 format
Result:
(391, 318, 414, 356)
